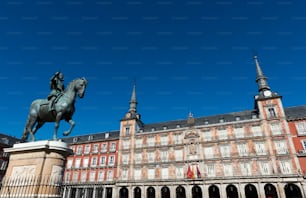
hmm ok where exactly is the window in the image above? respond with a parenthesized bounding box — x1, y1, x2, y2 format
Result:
(123, 154, 129, 164)
(270, 122, 282, 135)
(176, 124, 181, 128)
(219, 145, 230, 158)
(105, 133, 109, 139)
(161, 136, 168, 145)
(206, 164, 215, 177)
(254, 142, 267, 155)
(302, 140, 306, 150)
(217, 129, 227, 140)
(123, 140, 129, 149)
(175, 149, 183, 161)
(73, 137, 78, 143)
(88, 135, 93, 141)
(234, 127, 245, 138)
(203, 130, 212, 141)
(204, 147, 214, 159)
(136, 138, 142, 148)
(176, 167, 184, 178)
(91, 157, 97, 167)
(240, 162, 252, 176)
(135, 153, 142, 163)
(174, 134, 182, 144)
(274, 140, 288, 154)
(134, 169, 141, 180)
(223, 164, 233, 176)
(98, 171, 104, 182)
(252, 125, 262, 137)
(122, 169, 128, 180)
(148, 168, 155, 179)
(108, 156, 115, 166)
(75, 158, 81, 168)
(219, 118, 224, 123)
(100, 156, 106, 166)
(163, 126, 168, 130)
(76, 145, 82, 155)
(161, 150, 168, 162)
(110, 142, 116, 151)
(125, 127, 130, 136)
(161, 167, 168, 179)
(204, 120, 209, 125)
(279, 160, 292, 174)
(235, 116, 240, 121)
(237, 143, 249, 156)
(72, 172, 79, 182)
(89, 171, 96, 182)
(296, 122, 306, 135)
(148, 152, 155, 163)
(101, 143, 107, 152)
(147, 136, 155, 147)
(83, 158, 89, 168)
(107, 170, 113, 181)
(65, 173, 70, 182)
(84, 145, 90, 154)
(268, 107, 277, 118)
(93, 144, 99, 153)
(81, 171, 87, 182)
(67, 159, 73, 169)
(259, 161, 271, 175)
(151, 128, 155, 132)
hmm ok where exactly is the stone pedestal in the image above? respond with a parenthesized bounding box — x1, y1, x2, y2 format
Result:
(0, 140, 72, 198)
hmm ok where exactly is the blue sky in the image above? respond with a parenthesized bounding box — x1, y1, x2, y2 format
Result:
(1, 0, 306, 140)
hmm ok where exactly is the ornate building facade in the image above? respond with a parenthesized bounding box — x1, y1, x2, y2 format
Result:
(62, 56, 306, 198)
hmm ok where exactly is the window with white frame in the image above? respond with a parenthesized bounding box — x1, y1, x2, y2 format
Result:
(204, 147, 214, 159)
(259, 161, 271, 175)
(93, 144, 99, 153)
(123, 140, 129, 149)
(161, 167, 168, 179)
(203, 130, 212, 141)
(83, 158, 89, 168)
(84, 144, 90, 154)
(176, 167, 184, 178)
(107, 170, 113, 181)
(274, 140, 288, 154)
(67, 159, 73, 169)
(98, 171, 104, 182)
(219, 145, 230, 158)
(148, 152, 155, 163)
(75, 158, 81, 168)
(267, 107, 277, 118)
(89, 171, 96, 182)
(161, 135, 168, 145)
(174, 133, 182, 144)
(223, 164, 233, 176)
(161, 150, 168, 162)
(81, 171, 87, 182)
(234, 127, 245, 138)
(76, 145, 82, 154)
(110, 142, 116, 151)
(148, 168, 155, 179)
(175, 149, 183, 161)
(252, 125, 262, 137)
(65, 172, 70, 182)
(72, 172, 78, 182)
(302, 140, 306, 151)
(101, 143, 107, 152)
(295, 122, 306, 135)
(135, 153, 142, 164)
(122, 154, 129, 165)
(147, 136, 155, 147)
(121, 169, 128, 180)
(100, 156, 106, 166)
(217, 129, 228, 140)
(279, 160, 292, 174)
(237, 143, 249, 157)
(91, 157, 97, 167)
(108, 156, 115, 166)
(134, 169, 141, 180)
(270, 122, 282, 135)
(125, 127, 130, 136)
(240, 162, 252, 176)
(136, 138, 142, 148)
(254, 142, 267, 155)
(206, 164, 215, 177)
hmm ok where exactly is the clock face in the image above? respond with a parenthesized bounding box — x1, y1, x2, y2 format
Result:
(264, 90, 272, 97)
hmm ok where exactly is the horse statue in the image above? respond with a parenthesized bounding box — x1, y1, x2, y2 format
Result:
(21, 77, 87, 142)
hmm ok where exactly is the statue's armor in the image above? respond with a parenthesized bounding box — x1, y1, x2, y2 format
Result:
(48, 72, 65, 110)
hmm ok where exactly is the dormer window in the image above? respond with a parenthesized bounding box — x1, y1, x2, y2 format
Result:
(219, 118, 224, 123)
(252, 113, 257, 119)
(105, 133, 109, 139)
(163, 126, 168, 130)
(88, 135, 93, 141)
(151, 128, 155, 132)
(176, 124, 181, 128)
(73, 137, 78, 143)
(235, 116, 240, 121)
(204, 120, 209, 125)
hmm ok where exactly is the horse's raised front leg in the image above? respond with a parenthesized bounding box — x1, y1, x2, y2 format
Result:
(63, 119, 75, 136)
(54, 112, 62, 141)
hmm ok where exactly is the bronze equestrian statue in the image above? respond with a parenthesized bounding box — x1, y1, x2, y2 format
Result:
(21, 77, 87, 142)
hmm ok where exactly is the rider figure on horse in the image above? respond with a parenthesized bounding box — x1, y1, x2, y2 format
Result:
(48, 72, 65, 111)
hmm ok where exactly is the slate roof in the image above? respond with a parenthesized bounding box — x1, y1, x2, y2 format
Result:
(285, 105, 306, 121)
(0, 133, 20, 147)
(62, 130, 120, 144)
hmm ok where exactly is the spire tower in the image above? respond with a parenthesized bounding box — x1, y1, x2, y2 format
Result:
(129, 81, 137, 113)
(254, 55, 270, 92)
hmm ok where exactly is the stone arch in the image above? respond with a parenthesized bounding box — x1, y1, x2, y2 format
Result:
(134, 187, 141, 198)
(147, 186, 155, 198)
(284, 183, 302, 198)
(226, 184, 239, 198)
(176, 185, 186, 198)
(120, 187, 129, 198)
(161, 186, 170, 198)
(208, 185, 220, 198)
(264, 184, 278, 198)
(245, 184, 258, 198)
(192, 185, 202, 198)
